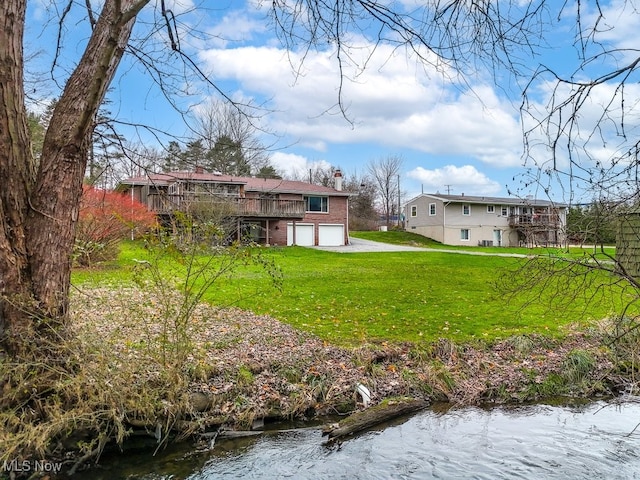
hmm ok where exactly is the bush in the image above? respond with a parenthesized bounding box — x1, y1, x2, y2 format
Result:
(74, 186, 157, 266)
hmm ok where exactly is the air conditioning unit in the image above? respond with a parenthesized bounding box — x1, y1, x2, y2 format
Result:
(481, 240, 493, 247)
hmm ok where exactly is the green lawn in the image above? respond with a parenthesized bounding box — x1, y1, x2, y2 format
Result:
(72, 239, 626, 346)
(350, 230, 617, 258)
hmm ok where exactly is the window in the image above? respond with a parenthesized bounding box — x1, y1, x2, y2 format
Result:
(304, 196, 328, 212)
(462, 204, 470, 216)
(429, 203, 436, 216)
(460, 229, 470, 241)
(501, 206, 508, 216)
(411, 205, 417, 217)
(487, 205, 495, 214)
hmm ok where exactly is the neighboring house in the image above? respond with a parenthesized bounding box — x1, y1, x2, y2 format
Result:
(403, 194, 567, 247)
(117, 169, 351, 246)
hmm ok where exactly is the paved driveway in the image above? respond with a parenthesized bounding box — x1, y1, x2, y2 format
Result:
(311, 237, 428, 253)
(311, 237, 528, 257)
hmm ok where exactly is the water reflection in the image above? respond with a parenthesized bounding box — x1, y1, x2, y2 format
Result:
(87, 399, 640, 479)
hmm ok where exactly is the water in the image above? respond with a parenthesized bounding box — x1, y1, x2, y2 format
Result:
(87, 399, 640, 479)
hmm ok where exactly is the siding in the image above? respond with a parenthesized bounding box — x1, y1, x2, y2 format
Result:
(404, 194, 564, 247)
(617, 212, 640, 277)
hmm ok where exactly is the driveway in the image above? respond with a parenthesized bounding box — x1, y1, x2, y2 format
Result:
(311, 237, 528, 257)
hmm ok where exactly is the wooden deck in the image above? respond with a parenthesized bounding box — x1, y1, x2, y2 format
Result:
(146, 194, 306, 218)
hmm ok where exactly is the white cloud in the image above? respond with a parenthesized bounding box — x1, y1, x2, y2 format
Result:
(205, 10, 266, 48)
(198, 43, 523, 168)
(407, 165, 502, 196)
(270, 152, 332, 178)
(585, 0, 640, 55)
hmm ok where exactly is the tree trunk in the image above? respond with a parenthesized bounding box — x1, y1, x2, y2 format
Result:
(0, 0, 149, 354)
(0, 0, 35, 349)
(322, 397, 427, 441)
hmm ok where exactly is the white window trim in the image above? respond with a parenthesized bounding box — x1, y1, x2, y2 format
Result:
(304, 195, 329, 213)
(460, 229, 470, 241)
(411, 205, 418, 217)
(487, 205, 495, 214)
(462, 204, 471, 216)
(428, 203, 436, 216)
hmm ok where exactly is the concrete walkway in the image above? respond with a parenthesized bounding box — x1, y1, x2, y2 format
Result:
(311, 237, 529, 257)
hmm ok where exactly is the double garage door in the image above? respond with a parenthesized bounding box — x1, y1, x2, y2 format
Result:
(287, 223, 345, 246)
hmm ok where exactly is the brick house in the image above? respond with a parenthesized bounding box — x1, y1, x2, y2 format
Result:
(118, 169, 351, 246)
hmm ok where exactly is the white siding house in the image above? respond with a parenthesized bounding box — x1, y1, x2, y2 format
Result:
(404, 194, 567, 247)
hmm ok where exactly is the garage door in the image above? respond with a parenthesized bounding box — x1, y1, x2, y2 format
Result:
(287, 223, 314, 246)
(318, 224, 345, 246)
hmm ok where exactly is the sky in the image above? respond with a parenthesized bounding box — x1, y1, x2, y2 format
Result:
(24, 0, 640, 203)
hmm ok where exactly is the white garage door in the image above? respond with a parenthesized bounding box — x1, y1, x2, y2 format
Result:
(318, 224, 345, 246)
(287, 223, 314, 246)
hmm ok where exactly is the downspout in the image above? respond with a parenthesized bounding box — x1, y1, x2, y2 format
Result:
(292, 220, 297, 245)
(346, 195, 350, 245)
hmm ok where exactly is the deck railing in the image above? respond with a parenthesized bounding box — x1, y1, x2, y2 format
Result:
(508, 213, 561, 228)
(146, 194, 306, 218)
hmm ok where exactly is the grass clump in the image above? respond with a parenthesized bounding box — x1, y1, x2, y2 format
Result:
(562, 349, 596, 384)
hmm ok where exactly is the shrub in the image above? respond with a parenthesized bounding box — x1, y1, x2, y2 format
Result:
(74, 186, 157, 266)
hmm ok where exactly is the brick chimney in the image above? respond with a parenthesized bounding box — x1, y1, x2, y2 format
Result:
(334, 169, 343, 191)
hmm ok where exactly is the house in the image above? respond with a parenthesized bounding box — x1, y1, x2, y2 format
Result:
(117, 169, 351, 246)
(403, 193, 567, 247)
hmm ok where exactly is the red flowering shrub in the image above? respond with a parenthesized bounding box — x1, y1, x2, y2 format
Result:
(74, 186, 157, 266)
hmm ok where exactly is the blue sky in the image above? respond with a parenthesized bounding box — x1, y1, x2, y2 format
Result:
(25, 0, 640, 203)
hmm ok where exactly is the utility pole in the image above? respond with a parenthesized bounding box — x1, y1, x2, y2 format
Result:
(445, 184, 452, 194)
(397, 174, 401, 228)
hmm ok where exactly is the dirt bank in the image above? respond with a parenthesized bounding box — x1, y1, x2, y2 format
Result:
(2, 286, 631, 476)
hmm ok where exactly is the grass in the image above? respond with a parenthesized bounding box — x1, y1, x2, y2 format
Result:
(72, 237, 627, 347)
(350, 230, 617, 258)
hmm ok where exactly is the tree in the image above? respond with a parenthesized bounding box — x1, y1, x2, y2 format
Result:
(192, 100, 271, 175)
(344, 171, 378, 230)
(86, 106, 127, 189)
(183, 139, 208, 170)
(1, 0, 148, 354)
(74, 186, 157, 266)
(208, 135, 251, 176)
(288, 163, 337, 187)
(566, 202, 618, 247)
(367, 156, 403, 228)
(256, 165, 283, 179)
(162, 141, 185, 172)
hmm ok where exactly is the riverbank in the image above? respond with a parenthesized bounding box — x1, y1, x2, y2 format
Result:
(2, 286, 634, 476)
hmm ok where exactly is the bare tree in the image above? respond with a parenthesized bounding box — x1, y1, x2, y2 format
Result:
(344, 170, 378, 230)
(287, 163, 337, 186)
(367, 156, 403, 228)
(191, 100, 272, 175)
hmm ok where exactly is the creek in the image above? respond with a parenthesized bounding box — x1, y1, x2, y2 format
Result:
(82, 398, 640, 479)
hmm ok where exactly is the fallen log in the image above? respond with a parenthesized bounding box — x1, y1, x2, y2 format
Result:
(322, 397, 428, 441)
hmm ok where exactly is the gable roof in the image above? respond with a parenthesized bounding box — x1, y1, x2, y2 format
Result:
(408, 193, 566, 208)
(118, 171, 351, 196)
